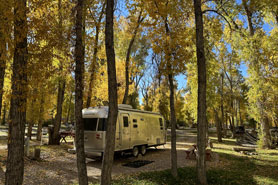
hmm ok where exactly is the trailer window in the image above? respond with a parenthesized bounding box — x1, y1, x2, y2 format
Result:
(84, 118, 98, 131)
(159, 118, 163, 130)
(98, 118, 107, 131)
(123, 116, 129, 127)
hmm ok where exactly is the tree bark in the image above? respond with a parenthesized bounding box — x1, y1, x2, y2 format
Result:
(239, 100, 243, 125)
(5, 0, 28, 184)
(168, 73, 178, 178)
(220, 72, 225, 137)
(163, 15, 178, 178)
(0, 60, 5, 123)
(0, 4, 7, 122)
(242, 0, 255, 36)
(27, 98, 36, 140)
(214, 109, 222, 142)
(37, 92, 45, 141)
(122, 11, 143, 104)
(74, 0, 88, 184)
(66, 91, 72, 124)
(50, 80, 65, 145)
(193, 0, 207, 184)
(86, 3, 105, 108)
(101, 0, 118, 184)
(1, 103, 6, 125)
(261, 115, 272, 148)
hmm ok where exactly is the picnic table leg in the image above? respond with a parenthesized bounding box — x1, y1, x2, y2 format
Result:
(185, 151, 190, 159)
(60, 136, 67, 143)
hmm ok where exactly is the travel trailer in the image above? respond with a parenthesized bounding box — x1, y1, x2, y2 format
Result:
(83, 104, 166, 157)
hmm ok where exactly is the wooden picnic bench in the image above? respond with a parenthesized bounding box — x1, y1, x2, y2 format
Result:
(59, 131, 75, 143)
(185, 144, 197, 159)
(185, 144, 212, 161)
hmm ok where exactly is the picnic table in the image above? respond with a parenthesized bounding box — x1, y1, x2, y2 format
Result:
(185, 144, 212, 160)
(185, 144, 197, 159)
(59, 131, 75, 143)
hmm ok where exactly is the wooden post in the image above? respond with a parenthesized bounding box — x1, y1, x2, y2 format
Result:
(24, 137, 30, 156)
(34, 147, 41, 160)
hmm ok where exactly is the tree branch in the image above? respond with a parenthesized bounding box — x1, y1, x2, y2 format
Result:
(202, 9, 233, 31)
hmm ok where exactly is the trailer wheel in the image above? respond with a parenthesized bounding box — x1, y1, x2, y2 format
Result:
(140, 145, 147, 156)
(132, 146, 139, 157)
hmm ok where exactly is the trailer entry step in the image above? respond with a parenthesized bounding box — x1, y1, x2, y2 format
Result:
(122, 160, 154, 168)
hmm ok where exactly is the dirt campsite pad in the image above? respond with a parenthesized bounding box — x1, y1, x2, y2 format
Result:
(0, 138, 220, 185)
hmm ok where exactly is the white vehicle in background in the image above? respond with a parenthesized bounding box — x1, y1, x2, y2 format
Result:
(83, 104, 166, 157)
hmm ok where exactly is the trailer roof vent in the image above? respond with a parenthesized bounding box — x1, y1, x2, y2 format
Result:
(118, 104, 133, 109)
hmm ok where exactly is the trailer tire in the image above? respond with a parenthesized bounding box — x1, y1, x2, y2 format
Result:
(140, 145, 147, 156)
(132, 146, 139, 157)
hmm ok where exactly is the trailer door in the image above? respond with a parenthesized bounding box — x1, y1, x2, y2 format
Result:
(159, 117, 166, 143)
(120, 113, 130, 150)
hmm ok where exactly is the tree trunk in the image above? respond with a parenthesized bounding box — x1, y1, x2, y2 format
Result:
(214, 109, 222, 142)
(193, 0, 207, 184)
(225, 112, 228, 132)
(50, 80, 65, 145)
(27, 98, 36, 140)
(66, 92, 72, 124)
(239, 100, 243, 126)
(74, 0, 88, 184)
(5, 0, 28, 184)
(50, 0, 66, 145)
(0, 5, 7, 122)
(242, 0, 255, 36)
(229, 116, 235, 138)
(164, 15, 178, 178)
(220, 73, 226, 136)
(101, 0, 118, 184)
(168, 73, 178, 178)
(37, 92, 45, 141)
(86, 4, 105, 108)
(261, 115, 272, 148)
(0, 61, 5, 122)
(122, 11, 143, 104)
(1, 102, 6, 125)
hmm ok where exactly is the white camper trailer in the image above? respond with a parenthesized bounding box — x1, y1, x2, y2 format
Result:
(83, 104, 166, 157)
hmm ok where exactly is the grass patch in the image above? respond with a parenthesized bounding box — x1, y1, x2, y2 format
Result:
(111, 137, 278, 185)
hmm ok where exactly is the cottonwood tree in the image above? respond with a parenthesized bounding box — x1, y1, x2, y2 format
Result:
(5, 0, 28, 184)
(51, 0, 68, 145)
(74, 0, 88, 184)
(139, 0, 193, 177)
(101, 0, 118, 184)
(0, 0, 11, 123)
(0, 8, 6, 122)
(122, 4, 144, 104)
(193, 0, 207, 184)
(86, 0, 105, 108)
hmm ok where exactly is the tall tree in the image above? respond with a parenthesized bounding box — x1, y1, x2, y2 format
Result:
(164, 17, 177, 178)
(50, 0, 67, 145)
(5, 0, 28, 184)
(242, 0, 272, 148)
(193, 0, 207, 184)
(168, 72, 178, 177)
(122, 9, 144, 104)
(74, 0, 88, 184)
(101, 0, 118, 184)
(0, 0, 9, 122)
(86, 1, 105, 108)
